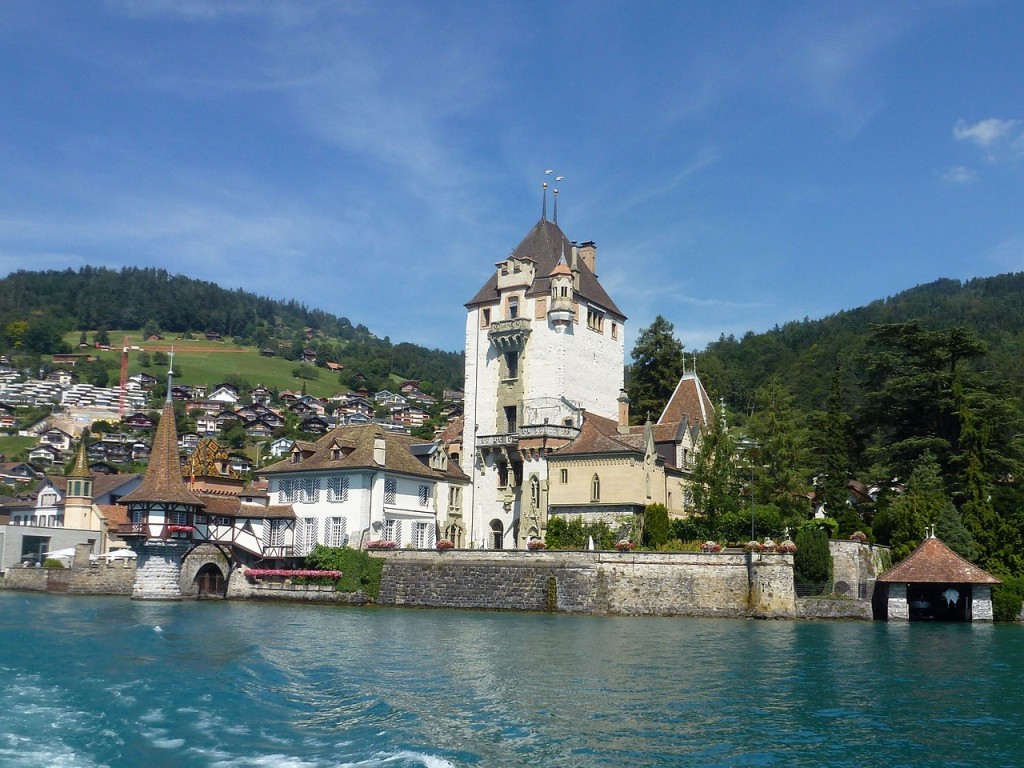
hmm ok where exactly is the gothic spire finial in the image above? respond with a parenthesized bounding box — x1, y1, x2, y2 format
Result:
(542, 169, 553, 221)
(166, 347, 175, 404)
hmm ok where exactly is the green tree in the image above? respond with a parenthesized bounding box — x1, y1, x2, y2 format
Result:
(816, 363, 856, 532)
(745, 376, 811, 529)
(642, 503, 669, 548)
(691, 406, 738, 530)
(793, 525, 833, 592)
(628, 315, 685, 425)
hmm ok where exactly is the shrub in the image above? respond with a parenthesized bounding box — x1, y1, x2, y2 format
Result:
(302, 545, 384, 599)
(42, 559, 65, 569)
(992, 575, 1024, 623)
(642, 503, 670, 548)
(794, 525, 833, 593)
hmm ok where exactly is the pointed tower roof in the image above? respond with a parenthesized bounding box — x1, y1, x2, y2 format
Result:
(67, 440, 92, 480)
(877, 536, 1001, 585)
(119, 399, 205, 508)
(549, 254, 572, 277)
(466, 218, 624, 317)
(658, 372, 715, 430)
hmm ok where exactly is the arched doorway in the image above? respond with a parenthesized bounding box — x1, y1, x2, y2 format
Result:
(490, 519, 504, 550)
(194, 563, 227, 598)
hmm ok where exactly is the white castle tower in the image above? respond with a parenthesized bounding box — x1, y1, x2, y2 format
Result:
(461, 208, 626, 549)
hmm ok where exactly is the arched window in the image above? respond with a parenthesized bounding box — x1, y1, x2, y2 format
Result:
(490, 519, 504, 550)
(591, 474, 601, 502)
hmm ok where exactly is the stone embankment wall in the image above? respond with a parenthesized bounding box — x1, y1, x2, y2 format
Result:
(376, 550, 796, 618)
(796, 596, 873, 620)
(2, 543, 134, 595)
(829, 540, 887, 599)
(225, 569, 369, 604)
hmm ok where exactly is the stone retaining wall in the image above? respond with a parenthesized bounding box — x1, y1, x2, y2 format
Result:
(797, 596, 873, 620)
(225, 569, 369, 604)
(375, 549, 797, 618)
(3, 560, 134, 595)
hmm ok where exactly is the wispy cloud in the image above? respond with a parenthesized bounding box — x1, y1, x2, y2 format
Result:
(942, 165, 977, 185)
(953, 118, 1019, 148)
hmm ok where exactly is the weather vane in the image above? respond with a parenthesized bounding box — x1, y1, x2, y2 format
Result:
(542, 169, 566, 222)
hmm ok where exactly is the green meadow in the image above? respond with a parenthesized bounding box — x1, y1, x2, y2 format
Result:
(63, 332, 346, 399)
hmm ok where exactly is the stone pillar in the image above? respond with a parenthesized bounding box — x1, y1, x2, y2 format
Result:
(886, 583, 909, 621)
(747, 552, 797, 618)
(971, 585, 994, 623)
(131, 540, 190, 600)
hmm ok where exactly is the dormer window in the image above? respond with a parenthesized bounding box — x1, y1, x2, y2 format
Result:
(291, 449, 302, 464)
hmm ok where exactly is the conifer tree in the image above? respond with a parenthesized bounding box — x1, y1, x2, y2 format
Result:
(628, 315, 685, 425)
(691, 403, 738, 529)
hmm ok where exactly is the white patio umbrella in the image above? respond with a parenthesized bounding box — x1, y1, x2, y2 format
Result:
(588, 536, 595, 551)
(102, 549, 137, 560)
(42, 548, 77, 564)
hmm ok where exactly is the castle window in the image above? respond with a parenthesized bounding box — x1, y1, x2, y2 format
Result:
(591, 474, 601, 502)
(481, 308, 491, 328)
(505, 351, 519, 380)
(586, 309, 605, 333)
(508, 297, 519, 319)
(504, 406, 517, 433)
(497, 461, 509, 488)
(530, 476, 540, 510)
(560, 468, 568, 484)
(611, 322, 618, 340)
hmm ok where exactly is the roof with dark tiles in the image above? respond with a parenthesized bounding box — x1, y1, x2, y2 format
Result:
(877, 536, 1001, 584)
(466, 218, 624, 317)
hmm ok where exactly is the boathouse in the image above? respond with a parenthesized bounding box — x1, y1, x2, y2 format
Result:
(874, 534, 1001, 622)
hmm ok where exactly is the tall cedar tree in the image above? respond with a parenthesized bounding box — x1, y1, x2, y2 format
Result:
(745, 376, 812, 529)
(642, 503, 670, 548)
(628, 315, 685, 425)
(793, 525, 833, 592)
(691, 403, 738, 526)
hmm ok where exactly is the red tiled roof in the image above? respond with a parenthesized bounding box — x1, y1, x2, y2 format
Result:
(877, 536, 1001, 585)
(659, 373, 714, 430)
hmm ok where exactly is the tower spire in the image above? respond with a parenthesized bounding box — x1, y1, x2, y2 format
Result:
(166, 347, 175, 404)
(542, 169, 553, 221)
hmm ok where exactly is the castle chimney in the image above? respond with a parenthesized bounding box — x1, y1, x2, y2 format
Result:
(617, 389, 630, 434)
(578, 241, 596, 273)
(373, 435, 386, 465)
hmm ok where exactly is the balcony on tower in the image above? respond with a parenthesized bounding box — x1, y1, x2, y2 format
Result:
(488, 318, 531, 350)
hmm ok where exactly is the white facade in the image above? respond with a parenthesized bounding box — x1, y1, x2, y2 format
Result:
(462, 218, 625, 549)
(262, 468, 455, 552)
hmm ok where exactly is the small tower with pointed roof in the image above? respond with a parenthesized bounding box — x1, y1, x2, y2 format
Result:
(120, 357, 206, 600)
(63, 440, 95, 530)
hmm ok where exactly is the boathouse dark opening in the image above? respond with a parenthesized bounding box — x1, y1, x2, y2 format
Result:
(907, 583, 970, 622)
(195, 563, 226, 598)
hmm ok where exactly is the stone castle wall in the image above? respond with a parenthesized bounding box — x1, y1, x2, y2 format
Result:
(375, 549, 797, 618)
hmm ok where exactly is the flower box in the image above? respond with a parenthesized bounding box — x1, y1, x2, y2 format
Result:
(245, 568, 342, 580)
(527, 540, 547, 550)
(778, 540, 798, 553)
(744, 541, 764, 553)
(435, 539, 455, 550)
(367, 540, 398, 550)
(168, 524, 193, 534)
(615, 540, 636, 551)
(700, 541, 722, 553)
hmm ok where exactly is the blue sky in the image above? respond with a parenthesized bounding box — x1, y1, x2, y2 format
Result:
(1, 2, 1021, 355)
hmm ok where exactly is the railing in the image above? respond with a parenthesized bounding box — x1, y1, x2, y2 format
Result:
(117, 523, 147, 537)
(477, 433, 519, 448)
(518, 424, 578, 440)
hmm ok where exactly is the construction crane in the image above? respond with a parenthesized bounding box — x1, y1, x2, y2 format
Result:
(118, 336, 130, 419)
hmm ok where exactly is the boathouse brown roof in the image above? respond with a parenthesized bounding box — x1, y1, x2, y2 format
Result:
(877, 536, 1001, 585)
(119, 400, 205, 508)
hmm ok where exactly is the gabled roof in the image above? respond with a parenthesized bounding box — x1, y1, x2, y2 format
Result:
(877, 536, 1001, 585)
(119, 400, 205, 508)
(550, 413, 648, 458)
(659, 372, 715, 430)
(466, 218, 624, 317)
(260, 423, 468, 483)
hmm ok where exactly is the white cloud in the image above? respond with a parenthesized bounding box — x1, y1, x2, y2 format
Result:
(953, 118, 1020, 148)
(942, 165, 977, 185)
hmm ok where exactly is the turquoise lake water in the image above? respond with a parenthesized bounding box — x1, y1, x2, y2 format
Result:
(1, 592, 1022, 767)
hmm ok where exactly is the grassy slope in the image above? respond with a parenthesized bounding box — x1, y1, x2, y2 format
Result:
(63, 331, 345, 399)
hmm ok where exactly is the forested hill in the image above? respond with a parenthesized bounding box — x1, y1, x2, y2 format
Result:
(0, 266, 463, 391)
(696, 272, 1024, 417)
